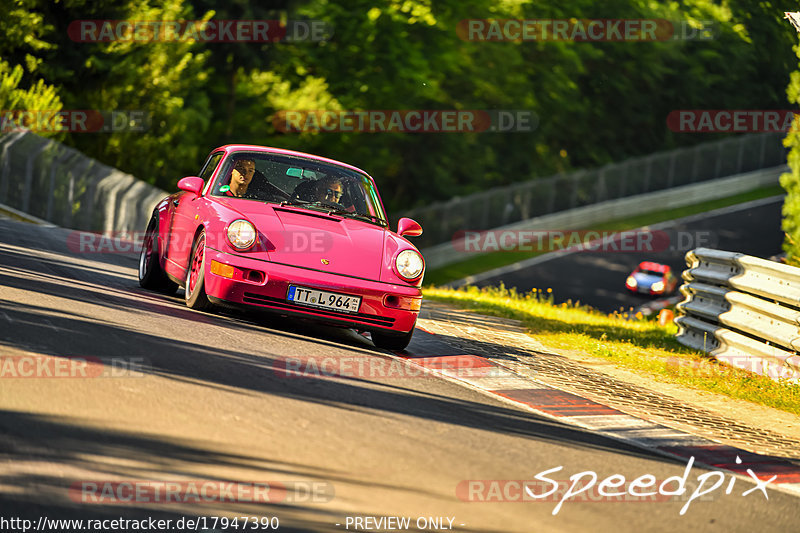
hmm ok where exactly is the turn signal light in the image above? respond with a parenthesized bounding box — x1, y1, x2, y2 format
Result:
(210, 260, 235, 279)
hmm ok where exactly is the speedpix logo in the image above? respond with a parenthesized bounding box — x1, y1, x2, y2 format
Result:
(458, 455, 776, 516)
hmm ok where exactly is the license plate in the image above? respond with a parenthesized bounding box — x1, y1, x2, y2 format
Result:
(287, 285, 361, 313)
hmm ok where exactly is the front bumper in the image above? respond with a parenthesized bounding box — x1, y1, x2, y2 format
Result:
(203, 247, 421, 334)
(627, 285, 664, 296)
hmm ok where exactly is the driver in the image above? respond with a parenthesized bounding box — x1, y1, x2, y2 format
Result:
(224, 159, 256, 197)
(315, 177, 344, 204)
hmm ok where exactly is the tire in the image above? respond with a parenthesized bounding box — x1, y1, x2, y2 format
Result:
(185, 230, 212, 311)
(138, 214, 179, 294)
(371, 329, 414, 351)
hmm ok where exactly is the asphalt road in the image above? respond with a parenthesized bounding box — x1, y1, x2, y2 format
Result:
(464, 196, 784, 313)
(1, 215, 799, 532)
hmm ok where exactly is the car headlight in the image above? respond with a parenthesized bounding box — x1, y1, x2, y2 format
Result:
(395, 249, 424, 280)
(227, 219, 257, 250)
(651, 281, 665, 292)
(626, 276, 637, 288)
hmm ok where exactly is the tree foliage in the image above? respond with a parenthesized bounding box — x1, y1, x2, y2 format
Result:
(781, 44, 800, 262)
(0, 0, 797, 217)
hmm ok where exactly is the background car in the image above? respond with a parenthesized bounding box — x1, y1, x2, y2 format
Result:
(138, 145, 425, 350)
(625, 261, 679, 296)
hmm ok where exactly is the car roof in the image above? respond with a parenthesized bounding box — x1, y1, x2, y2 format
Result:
(637, 261, 669, 273)
(212, 144, 372, 178)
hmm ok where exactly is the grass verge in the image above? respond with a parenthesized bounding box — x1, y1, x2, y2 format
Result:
(424, 285, 800, 416)
(425, 184, 784, 286)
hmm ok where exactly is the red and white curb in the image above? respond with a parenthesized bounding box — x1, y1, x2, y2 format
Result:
(395, 329, 800, 497)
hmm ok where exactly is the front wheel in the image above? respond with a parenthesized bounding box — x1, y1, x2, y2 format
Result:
(138, 215, 179, 294)
(185, 230, 212, 311)
(371, 329, 414, 351)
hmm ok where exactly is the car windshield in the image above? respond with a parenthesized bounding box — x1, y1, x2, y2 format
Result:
(639, 269, 665, 277)
(211, 152, 387, 226)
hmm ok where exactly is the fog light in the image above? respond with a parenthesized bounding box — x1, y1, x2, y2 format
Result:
(384, 295, 422, 311)
(247, 270, 265, 283)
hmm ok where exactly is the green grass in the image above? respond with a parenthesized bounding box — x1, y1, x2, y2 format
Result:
(425, 185, 784, 286)
(424, 285, 800, 415)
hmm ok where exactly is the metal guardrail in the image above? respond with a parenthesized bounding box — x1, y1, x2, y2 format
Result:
(399, 132, 787, 249)
(424, 166, 784, 270)
(675, 248, 800, 384)
(0, 131, 167, 232)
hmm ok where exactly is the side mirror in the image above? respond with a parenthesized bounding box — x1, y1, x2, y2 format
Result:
(177, 176, 204, 196)
(397, 217, 423, 238)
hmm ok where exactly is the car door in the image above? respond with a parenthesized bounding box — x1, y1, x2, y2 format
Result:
(165, 152, 224, 272)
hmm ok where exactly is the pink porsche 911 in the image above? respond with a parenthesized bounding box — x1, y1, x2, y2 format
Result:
(138, 145, 425, 350)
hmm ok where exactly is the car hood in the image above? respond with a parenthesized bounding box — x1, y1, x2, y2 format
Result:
(221, 201, 387, 279)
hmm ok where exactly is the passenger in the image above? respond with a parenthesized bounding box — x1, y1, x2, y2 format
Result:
(316, 177, 344, 204)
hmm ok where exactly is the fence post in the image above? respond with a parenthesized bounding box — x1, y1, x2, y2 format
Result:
(64, 158, 91, 228)
(0, 131, 28, 203)
(596, 167, 608, 202)
(713, 141, 724, 179)
(618, 164, 627, 198)
(22, 141, 49, 213)
(643, 156, 653, 192)
(46, 149, 77, 221)
(691, 144, 702, 182)
(569, 172, 580, 208)
(667, 151, 677, 188)
(736, 135, 745, 174)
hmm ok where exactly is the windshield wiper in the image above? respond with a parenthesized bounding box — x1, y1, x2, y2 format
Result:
(279, 200, 387, 226)
(280, 199, 311, 207)
(324, 207, 388, 227)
